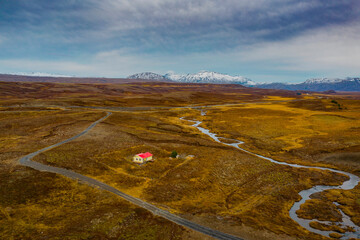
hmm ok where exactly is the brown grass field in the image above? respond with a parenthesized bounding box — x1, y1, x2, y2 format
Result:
(0, 81, 359, 240)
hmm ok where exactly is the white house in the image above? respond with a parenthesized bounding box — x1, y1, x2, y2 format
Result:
(133, 152, 153, 164)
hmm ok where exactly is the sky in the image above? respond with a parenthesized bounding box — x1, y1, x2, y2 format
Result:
(0, 0, 359, 83)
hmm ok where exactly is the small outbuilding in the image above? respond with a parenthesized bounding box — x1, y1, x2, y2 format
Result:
(133, 152, 153, 164)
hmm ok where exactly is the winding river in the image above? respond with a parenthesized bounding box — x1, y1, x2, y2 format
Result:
(16, 106, 360, 239)
(182, 110, 360, 239)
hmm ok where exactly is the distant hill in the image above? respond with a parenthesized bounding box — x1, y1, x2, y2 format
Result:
(128, 71, 255, 86)
(129, 72, 360, 91)
(128, 72, 167, 80)
(255, 77, 360, 92)
(164, 71, 255, 86)
(0, 74, 161, 84)
(11, 72, 73, 78)
(2, 72, 360, 92)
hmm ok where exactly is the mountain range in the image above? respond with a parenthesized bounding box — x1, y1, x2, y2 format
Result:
(127, 72, 167, 81)
(11, 72, 73, 78)
(255, 77, 360, 92)
(128, 71, 360, 92)
(1, 71, 358, 92)
(129, 71, 255, 86)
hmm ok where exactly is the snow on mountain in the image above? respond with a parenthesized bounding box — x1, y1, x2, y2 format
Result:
(11, 72, 73, 78)
(164, 71, 255, 86)
(304, 78, 354, 84)
(127, 72, 166, 80)
(126, 71, 360, 91)
(256, 77, 360, 92)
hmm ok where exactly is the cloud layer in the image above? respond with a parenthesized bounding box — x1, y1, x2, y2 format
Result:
(0, 0, 359, 82)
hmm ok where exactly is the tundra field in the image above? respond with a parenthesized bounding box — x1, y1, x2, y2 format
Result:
(0, 81, 359, 240)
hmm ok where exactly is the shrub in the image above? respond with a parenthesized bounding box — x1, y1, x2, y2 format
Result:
(170, 151, 178, 158)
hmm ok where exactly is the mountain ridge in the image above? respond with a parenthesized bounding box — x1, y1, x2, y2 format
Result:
(128, 71, 255, 86)
(128, 71, 360, 91)
(10, 72, 74, 78)
(164, 71, 255, 85)
(127, 72, 166, 80)
(1, 71, 359, 91)
(256, 77, 360, 92)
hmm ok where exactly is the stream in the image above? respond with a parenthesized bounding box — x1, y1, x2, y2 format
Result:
(181, 110, 360, 239)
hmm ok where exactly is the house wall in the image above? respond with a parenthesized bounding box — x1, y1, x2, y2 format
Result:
(133, 156, 144, 163)
(133, 154, 152, 163)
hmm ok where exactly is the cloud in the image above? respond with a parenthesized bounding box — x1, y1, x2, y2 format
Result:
(235, 22, 360, 77)
(0, 51, 166, 77)
(75, 0, 360, 52)
(2, 0, 359, 53)
(0, 0, 359, 82)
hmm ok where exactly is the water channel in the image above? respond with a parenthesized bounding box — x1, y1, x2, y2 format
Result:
(181, 110, 360, 239)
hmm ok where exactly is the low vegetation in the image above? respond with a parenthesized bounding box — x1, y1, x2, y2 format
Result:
(0, 167, 186, 240)
(1, 81, 359, 239)
(200, 98, 360, 232)
(0, 110, 198, 240)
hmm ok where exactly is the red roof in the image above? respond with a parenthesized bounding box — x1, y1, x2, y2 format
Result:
(137, 152, 153, 158)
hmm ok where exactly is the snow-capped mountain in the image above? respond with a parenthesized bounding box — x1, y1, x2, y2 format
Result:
(11, 72, 73, 78)
(127, 71, 254, 86)
(127, 72, 166, 80)
(256, 77, 360, 92)
(127, 71, 360, 91)
(165, 71, 255, 86)
(304, 77, 358, 84)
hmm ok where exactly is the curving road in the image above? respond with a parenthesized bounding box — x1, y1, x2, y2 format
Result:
(19, 112, 244, 240)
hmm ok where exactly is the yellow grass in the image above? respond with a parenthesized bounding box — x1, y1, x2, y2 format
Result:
(1, 82, 359, 239)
